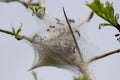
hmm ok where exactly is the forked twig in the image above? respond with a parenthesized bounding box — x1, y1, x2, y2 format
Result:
(63, 7, 84, 62)
(0, 28, 39, 44)
(88, 48, 120, 63)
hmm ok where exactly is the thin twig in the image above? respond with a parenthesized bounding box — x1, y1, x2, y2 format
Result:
(0, 0, 39, 7)
(63, 7, 84, 62)
(75, 12, 94, 30)
(88, 48, 120, 63)
(0, 28, 39, 44)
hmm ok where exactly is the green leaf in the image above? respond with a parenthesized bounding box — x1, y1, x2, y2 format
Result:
(12, 27, 15, 34)
(86, 0, 118, 27)
(32, 71, 37, 80)
(74, 75, 87, 80)
(15, 27, 22, 39)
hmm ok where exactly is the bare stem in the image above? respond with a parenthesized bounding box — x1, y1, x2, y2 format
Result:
(63, 7, 84, 62)
(88, 48, 120, 63)
(0, 0, 39, 6)
(63, 8, 95, 80)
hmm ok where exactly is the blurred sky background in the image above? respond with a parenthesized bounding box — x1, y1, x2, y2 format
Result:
(0, 0, 120, 80)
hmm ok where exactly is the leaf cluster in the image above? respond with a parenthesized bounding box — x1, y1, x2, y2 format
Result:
(29, 5, 45, 18)
(12, 27, 22, 40)
(86, 0, 119, 29)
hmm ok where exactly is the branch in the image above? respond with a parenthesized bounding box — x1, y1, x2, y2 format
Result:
(63, 7, 84, 62)
(0, 28, 40, 44)
(0, 0, 40, 6)
(88, 48, 120, 63)
(0, 0, 16, 2)
(0, 0, 54, 19)
(75, 11, 94, 30)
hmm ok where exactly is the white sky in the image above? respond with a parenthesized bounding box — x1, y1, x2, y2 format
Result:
(0, 0, 120, 80)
